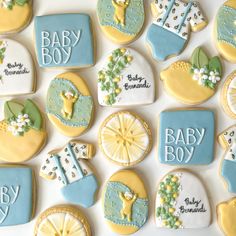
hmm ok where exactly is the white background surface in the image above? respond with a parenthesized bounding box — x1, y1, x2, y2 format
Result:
(0, 0, 234, 235)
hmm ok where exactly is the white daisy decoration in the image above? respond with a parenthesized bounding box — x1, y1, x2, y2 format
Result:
(208, 71, 221, 84)
(8, 121, 24, 136)
(17, 114, 31, 126)
(0, 0, 13, 9)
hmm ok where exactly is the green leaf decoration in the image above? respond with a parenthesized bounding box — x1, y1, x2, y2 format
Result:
(209, 56, 222, 76)
(4, 101, 24, 120)
(22, 99, 42, 130)
(15, 0, 28, 6)
(191, 47, 209, 69)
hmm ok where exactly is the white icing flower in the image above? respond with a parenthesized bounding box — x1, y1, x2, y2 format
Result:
(8, 121, 24, 136)
(208, 71, 221, 84)
(17, 114, 30, 126)
(0, 0, 13, 8)
(0, 41, 7, 49)
(193, 68, 208, 85)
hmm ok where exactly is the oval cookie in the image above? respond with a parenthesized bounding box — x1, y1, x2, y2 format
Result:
(46, 72, 94, 137)
(97, 0, 145, 44)
(98, 111, 152, 166)
(215, 0, 236, 63)
(103, 170, 148, 234)
(155, 169, 211, 229)
(98, 48, 155, 107)
(0, 38, 35, 97)
(0, 0, 32, 34)
(34, 205, 91, 236)
(161, 47, 222, 105)
(0, 99, 47, 163)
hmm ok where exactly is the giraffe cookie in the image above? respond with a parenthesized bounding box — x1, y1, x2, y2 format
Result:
(103, 169, 149, 234)
(97, 0, 145, 44)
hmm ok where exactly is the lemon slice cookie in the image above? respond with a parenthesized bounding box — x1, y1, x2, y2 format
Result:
(98, 111, 152, 166)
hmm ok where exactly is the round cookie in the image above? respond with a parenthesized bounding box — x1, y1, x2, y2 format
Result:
(0, 99, 47, 163)
(98, 111, 152, 166)
(0, 0, 32, 34)
(46, 72, 94, 137)
(155, 169, 211, 229)
(160, 47, 222, 105)
(0, 38, 35, 97)
(103, 169, 148, 234)
(98, 48, 155, 107)
(34, 205, 91, 236)
(97, 0, 145, 44)
(214, 0, 236, 63)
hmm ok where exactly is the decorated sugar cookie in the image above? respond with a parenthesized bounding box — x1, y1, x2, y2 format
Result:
(217, 198, 236, 236)
(34, 205, 91, 236)
(158, 109, 215, 165)
(147, 0, 207, 61)
(0, 39, 35, 97)
(98, 111, 152, 166)
(161, 47, 222, 105)
(215, 1, 236, 63)
(103, 170, 148, 234)
(34, 13, 94, 69)
(97, 0, 145, 44)
(0, 99, 47, 163)
(40, 140, 98, 208)
(0, 0, 32, 34)
(46, 72, 94, 137)
(98, 48, 155, 107)
(156, 169, 211, 229)
(0, 165, 35, 226)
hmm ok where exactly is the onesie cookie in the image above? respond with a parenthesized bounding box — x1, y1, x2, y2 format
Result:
(217, 198, 236, 236)
(103, 170, 148, 234)
(0, 38, 35, 97)
(98, 48, 155, 107)
(98, 111, 152, 166)
(158, 109, 215, 165)
(46, 72, 94, 137)
(160, 47, 222, 105)
(147, 0, 207, 61)
(34, 13, 94, 69)
(215, 1, 236, 63)
(34, 205, 91, 236)
(40, 140, 98, 208)
(0, 0, 32, 34)
(0, 165, 35, 227)
(97, 0, 145, 44)
(156, 169, 211, 229)
(0, 99, 46, 163)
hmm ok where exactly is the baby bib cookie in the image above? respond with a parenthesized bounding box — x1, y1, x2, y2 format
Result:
(34, 205, 91, 236)
(160, 47, 222, 105)
(46, 72, 94, 137)
(103, 170, 148, 234)
(217, 198, 236, 236)
(0, 0, 32, 34)
(146, 0, 207, 61)
(0, 38, 35, 97)
(156, 169, 211, 229)
(40, 140, 98, 208)
(98, 111, 152, 166)
(98, 48, 155, 107)
(0, 99, 47, 163)
(215, 1, 236, 63)
(97, 0, 145, 44)
(0, 165, 35, 227)
(34, 13, 94, 69)
(158, 109, 215, 165)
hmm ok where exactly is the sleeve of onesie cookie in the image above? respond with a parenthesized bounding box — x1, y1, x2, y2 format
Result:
(218, 126, 236, 150)
(189, 2, 207, 32)
(40, 156, 57, 180)
(72, 142, 95, 160)
(151, 0, 169, 17)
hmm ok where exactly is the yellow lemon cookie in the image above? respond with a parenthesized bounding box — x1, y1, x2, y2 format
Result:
(161, 47, 222, 105)
(34, 205, 91, 236)
(0, 0, 32, 34)
(98, 111, 152, 166)
(0, 99, 47, 163)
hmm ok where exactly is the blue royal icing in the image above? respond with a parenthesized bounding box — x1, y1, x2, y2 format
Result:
(0, 167, 33, 227)
(222, 159, 236, 193)
(34, 14, 94, 68)
(158, 110, 215, 165)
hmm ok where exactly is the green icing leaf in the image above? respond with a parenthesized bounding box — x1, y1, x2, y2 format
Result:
(4, 101, 24, 120)
(15, 0, 28, 6)
(22, 99, 42, 130)
(191, 47, 209, 69)
(209, 56, 222, 76)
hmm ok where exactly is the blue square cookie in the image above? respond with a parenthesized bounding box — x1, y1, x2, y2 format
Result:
(34, 13, 94, 68)
(158, 109, 215, 165)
